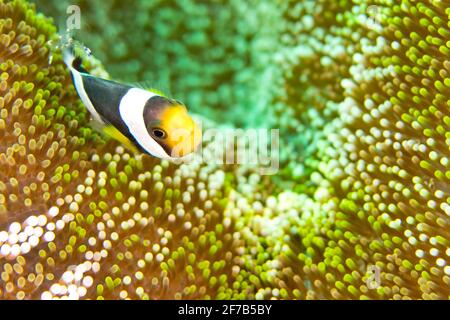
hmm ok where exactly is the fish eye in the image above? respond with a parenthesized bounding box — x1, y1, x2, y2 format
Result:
(152, 128, 167, 139)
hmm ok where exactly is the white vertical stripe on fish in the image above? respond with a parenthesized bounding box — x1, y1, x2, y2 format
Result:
(63, 49, 105, 124)
(71, 72, 105, 124)
(119, 88, 172, 159)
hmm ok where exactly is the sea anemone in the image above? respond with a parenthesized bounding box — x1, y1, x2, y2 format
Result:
(0, 0, 246, 300)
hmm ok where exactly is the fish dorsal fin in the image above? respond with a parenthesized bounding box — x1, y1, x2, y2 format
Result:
(147, 87, 168, 97)
(126, 81, 169, 98)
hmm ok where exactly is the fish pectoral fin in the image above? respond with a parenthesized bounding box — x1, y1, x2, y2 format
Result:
(102, 125, 140, 155)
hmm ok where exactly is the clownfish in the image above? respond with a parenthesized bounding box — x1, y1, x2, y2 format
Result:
(62, 47, 201, 159)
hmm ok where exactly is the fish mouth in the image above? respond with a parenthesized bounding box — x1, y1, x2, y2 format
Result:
(166, 126, 202, 158)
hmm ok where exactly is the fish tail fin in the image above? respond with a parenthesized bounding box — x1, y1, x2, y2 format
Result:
(60, 33, 91, 74)
(62, 44, 87, 73)
(62, 45, 76, 69)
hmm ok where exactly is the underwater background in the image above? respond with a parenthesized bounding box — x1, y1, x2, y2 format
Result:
(0, 0, 449, 299)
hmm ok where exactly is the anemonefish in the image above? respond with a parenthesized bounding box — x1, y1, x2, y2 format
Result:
(62, 47, 201, 159)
